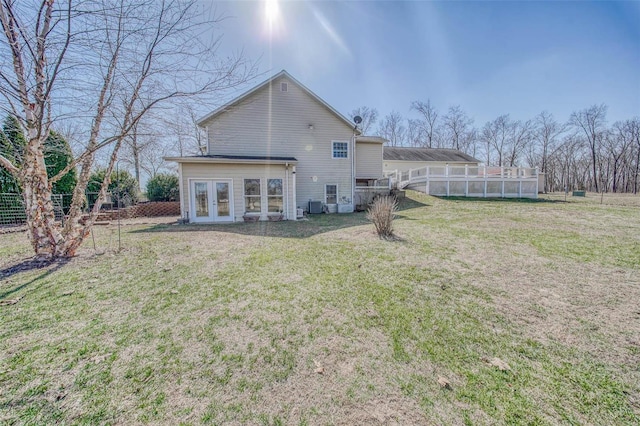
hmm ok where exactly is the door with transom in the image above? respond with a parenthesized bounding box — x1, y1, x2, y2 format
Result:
(190, 179, 233, 222)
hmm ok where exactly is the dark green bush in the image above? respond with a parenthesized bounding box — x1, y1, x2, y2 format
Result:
(87, 169, 139, 207)
(146, 173, 179, 202)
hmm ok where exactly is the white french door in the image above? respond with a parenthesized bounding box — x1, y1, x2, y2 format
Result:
(190, 180, 233, 222)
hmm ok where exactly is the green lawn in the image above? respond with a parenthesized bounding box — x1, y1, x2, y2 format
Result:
(1, 191, 639, 425)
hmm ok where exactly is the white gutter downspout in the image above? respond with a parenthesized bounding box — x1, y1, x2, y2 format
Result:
(178, 162, 185, 221)
(351, 131, 356, 210)
(292, 166, 297, 220)
(284, 163, 289, 220)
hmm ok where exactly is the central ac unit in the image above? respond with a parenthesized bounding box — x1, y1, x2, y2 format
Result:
(308, 201, 323, 214)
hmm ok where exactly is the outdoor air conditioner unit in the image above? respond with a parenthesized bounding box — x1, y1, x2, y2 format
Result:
(308, 201, 323, 214)
(296, 208, 304, 219)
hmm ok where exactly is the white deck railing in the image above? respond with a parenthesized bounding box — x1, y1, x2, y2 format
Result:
(386, 165, 539, 198)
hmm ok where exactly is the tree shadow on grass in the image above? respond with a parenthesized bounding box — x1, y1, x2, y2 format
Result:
(0, 258, 69, 300)
(131, 197, 429, 239)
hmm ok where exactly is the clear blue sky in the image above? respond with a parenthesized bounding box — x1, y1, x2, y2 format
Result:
(212, 0, 640, 127)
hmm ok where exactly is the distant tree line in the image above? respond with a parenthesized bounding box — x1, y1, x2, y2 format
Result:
(351, 104, 640, 193)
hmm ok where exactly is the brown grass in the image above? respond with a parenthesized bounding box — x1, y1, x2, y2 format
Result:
(1, 192, 639, 425)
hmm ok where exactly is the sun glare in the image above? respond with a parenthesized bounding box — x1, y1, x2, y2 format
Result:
(265, 0, 280, 27)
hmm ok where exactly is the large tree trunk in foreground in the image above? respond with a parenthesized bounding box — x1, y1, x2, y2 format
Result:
(21, 135, 63, 257)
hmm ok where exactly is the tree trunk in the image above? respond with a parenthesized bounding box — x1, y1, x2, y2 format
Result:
(21, 135, 62, 258)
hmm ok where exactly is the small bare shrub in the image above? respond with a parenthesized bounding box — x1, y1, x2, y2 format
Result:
(367, 195, 398, 238)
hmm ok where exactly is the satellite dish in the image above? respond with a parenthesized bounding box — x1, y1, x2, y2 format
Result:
(353, 115, 362, 125)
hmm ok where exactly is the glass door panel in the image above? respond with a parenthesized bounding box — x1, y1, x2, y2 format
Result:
(194, 182, 209, 218)
(216, 182, 230, 217)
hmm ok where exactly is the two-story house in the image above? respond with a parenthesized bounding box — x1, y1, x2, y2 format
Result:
(165, 70, 386, 223)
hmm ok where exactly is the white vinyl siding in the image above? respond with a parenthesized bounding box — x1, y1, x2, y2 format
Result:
(202, 76, 354, 208)
(355, 142, 383, 179)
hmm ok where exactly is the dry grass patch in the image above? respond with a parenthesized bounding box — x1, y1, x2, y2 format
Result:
(1, 192, 639, 425)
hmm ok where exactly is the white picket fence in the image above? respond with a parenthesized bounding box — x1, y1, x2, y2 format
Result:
(386, 165, 539, 198)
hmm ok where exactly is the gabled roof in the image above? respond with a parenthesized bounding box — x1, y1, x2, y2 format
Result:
(383, 147, 480, 163)
(197, 70, 358, 133)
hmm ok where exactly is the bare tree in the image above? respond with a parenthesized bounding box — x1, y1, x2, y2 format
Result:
(481, 115, 510, 166)
(0, 0, 253, 258)
(406, 119, 425, 147)
(605, 121, 635, 192)
(533, 111, 565, 192)
(506, 119, 533, 167)
(350, 106, 378, 135)
(377, 111, 406, 147)
(164, 104, 208, 157)
(628, 118, 640, 193)
(123, 120, 155, 190)
(568, 104, 607, 192)
(442, 105, 474, 151)
(410, 100, 439, 148)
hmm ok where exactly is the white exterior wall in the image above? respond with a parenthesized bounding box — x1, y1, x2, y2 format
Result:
(180, 162, 295, 222)
(356, 142, 383, 179)
(202, 76, 355, 209)
(383, 160, 479, 174)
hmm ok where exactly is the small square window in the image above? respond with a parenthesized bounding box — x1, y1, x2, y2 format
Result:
(280, 82, 288, 92)
(332, 141, 348, 159)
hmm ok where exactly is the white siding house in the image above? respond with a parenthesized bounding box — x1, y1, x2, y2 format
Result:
(166, 71, 385, 223)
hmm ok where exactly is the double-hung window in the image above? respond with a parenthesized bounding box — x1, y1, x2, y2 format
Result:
(267, 179, 283, 213)
(244, 179, 261, 213)
(332, 141, 348, 159)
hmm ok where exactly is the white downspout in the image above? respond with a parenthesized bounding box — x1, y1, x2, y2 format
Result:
(292, 165, 297, 220)
(284, 163, 289, 220)
(351, 132, 356, 210)
(178, 162, 185, 221)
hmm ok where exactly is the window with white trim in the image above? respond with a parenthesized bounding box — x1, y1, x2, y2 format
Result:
(267, 179, 283, 213)
(325, 184, 337, 205)
(244, 179, 261, 213)
(332, 141, 348, 159)
(280, 82, 288, 92)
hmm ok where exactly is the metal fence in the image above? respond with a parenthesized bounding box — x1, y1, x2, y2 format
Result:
(0, 192, 128, 226)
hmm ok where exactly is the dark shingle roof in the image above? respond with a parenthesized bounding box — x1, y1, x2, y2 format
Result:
(383, 147, 479, 163)
(200, 155, 297, 162)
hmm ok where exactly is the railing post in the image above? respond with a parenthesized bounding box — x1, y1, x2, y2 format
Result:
(445, 164, 449, 177)
(465, 164, 468, 178)
(518, 180, 522, 198)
